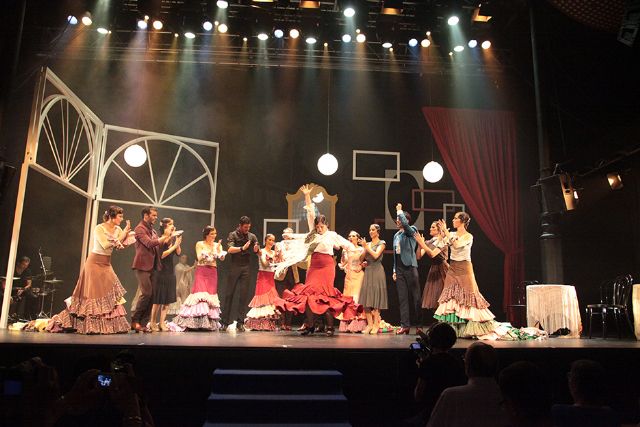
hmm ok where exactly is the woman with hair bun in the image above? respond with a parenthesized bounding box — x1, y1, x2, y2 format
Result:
(173, 226, 225, 331)
(415, 221, 449, 311)
(358, 224, 388, 334)
(433, 212, 498, 338)
(48, 205, 132, 334)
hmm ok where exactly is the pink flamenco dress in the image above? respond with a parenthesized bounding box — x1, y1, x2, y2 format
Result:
(337, 246, 368, 332)
(47, 224, 131, 334)
(244, 249, 284, 331)
(172, 243, 223, 331)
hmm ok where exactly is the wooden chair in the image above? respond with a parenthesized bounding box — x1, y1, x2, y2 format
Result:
(586, 274, 634, 338)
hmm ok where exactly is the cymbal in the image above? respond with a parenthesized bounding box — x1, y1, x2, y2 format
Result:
(44, 279, 64, 284)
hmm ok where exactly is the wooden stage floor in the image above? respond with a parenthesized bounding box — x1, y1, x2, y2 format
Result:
(1, 329, 639, 350)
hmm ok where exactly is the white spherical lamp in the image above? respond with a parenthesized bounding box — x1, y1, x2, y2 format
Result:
(422, 161, 444, 183)
(317, 153, 338, 176)
(124, 144, 147, 167)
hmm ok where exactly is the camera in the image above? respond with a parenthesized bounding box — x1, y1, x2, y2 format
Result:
(409, 329, 432, 360)
(97, 373, 112, 387)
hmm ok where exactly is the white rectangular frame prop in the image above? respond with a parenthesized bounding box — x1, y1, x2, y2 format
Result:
(352, 150, 401, 182)
(263, 219, 300, 242)
(443, 203, 466, 223)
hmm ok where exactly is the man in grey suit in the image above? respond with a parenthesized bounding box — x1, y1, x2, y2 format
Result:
(392, 203, 421, 334)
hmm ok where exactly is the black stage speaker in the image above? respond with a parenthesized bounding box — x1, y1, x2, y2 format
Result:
(618, 0, 640, 47)
(538, 173, 576, 213)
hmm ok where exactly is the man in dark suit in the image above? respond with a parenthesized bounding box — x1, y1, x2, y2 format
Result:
(131, 206, 169, 332)
(392, 203, 421, 334)
(220, 216, 259, 332)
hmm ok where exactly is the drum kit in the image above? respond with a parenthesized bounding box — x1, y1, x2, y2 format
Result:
(1, 273, 63, 320)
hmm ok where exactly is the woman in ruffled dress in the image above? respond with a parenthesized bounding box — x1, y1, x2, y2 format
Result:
(47, 205, 131, 334)
(416, 221, 449, 313)
(433, 212, 498, 338)
(149, 218, 182, 331)
(244, 234, 283, 331)
(358, 224, 388, 334)
(173, 226, 224, 331)
(276, 185, 361, 337)
(337, 231, 367, 333)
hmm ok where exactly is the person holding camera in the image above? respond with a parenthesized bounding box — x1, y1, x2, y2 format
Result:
(405, 322, 466, 426)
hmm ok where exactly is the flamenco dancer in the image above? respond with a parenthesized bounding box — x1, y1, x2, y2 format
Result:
(337, 231, 367, 333)
(433, 212, 498, 338)
(358, 224, 389, 334)
(244, 234, 283, 331)
(172, 226, 225, 331)
(47, 206, 131, 334)
(416, 221, 449, 316)
(276, 184, 362, 336)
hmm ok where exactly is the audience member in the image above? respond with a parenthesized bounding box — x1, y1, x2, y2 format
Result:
(427, 341, 508, 427)
(552, 359, 620, 427)
(499, 361, 553, 427)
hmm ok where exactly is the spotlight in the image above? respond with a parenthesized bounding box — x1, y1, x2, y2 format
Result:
(81, 12, 92, 26)
(468, 39, 478, 48)
(356, 33, 366, 43)
(382, 42, 392, 49)
(324, 42, 328, 47)
(453, 45, 464, 52)
(481, 40, 491, 49)
(421, 38, 430, 47)
(137, 19, 148, 30)
(216, 0, 229, 8)
(218, 23, 228, 33)
(97, 27, 109, 34)
(607, 173, 624, 190)
(152, 20, 163, 30)
(289, 28, 300, 39)
(342, 34, 351, 43)
(426, 31, 431, 36)
(174, 33, 179, 37)
(243, 37, 248, 41)
(274, 29, 284, 38)
(184, 31, 196, 39)
(305, 37, 317, 44)
(258, 32, 269, 40)
(203, 20, 213, 31)
(389, 47, 393, 52)
(447, 15, 459, 26)
(343, 7, 355, 17)
(408, 38, 418, 47)
(67, 15, 78, 25)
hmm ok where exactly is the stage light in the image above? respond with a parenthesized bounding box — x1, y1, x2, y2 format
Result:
(423, 161, 444, 183)
(468, 39, 478, 48)
(481, 40, 491, 49)
(137, 18, 148, 30)
(421, 38, 430, 47)
(184, 31, 196, 39)
(454, 45, 464, 52)
(124, 145, 147, 168)
(243, 37, 248, 41)
(258, 32, 269, 40)
(343, 7, 355, 17)
(97, 27, 109, 34)
(389, 47, 393, 52)
(382, 42, 392, 49)
(607, 173, 624, 190)
(317, 153, 338, 176)
(324, 42, 328, 47)
(447, 15, 459, 26)
(356, 33, 366, 43)
(289, 28, 300, 39)
(152, 20, 163, 30)
(408, 38, 418, 47)
(342, 34, 351, 43)
(426, 31, 431, 36)
(218, 23, 228, 33)
(81, 12, 92, 26)
(203, 20, 213, 31)
(274, 29, 284, 38)
(448, 51, 453, 56)
(174, 33, 179, 37)
(305, 37, 317, 44)
(216, 0, 229, 8)
(67, 16, 78, 25)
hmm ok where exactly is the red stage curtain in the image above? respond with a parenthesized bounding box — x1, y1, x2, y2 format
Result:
(422, 107, 524, 315)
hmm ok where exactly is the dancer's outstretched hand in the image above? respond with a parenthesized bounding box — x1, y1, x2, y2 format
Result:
(300, 184, 314, 195)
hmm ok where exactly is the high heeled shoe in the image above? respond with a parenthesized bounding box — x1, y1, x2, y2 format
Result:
(369, 327, 379, 335)
(150, 323, 160, 332)
(159, 323, 169, 332)
(300, 326, 315, 336)
(362, 325, 372, 334)
(325, 327, 335, 337)
(396, 327, 410, 335)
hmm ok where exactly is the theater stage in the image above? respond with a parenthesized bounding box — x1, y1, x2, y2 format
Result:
(1, 330, 639, 426)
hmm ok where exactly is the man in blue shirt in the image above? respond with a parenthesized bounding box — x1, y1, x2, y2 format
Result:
(393, 203, 421, 334)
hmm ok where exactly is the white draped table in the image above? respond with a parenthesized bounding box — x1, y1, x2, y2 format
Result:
(526, 284, 582, 338)
(633, 284, 640, 340)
